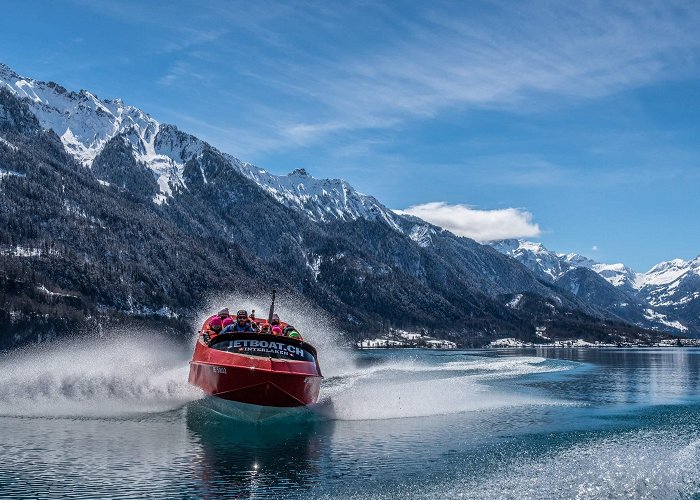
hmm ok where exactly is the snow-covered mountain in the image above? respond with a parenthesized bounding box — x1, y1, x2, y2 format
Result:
(0, 61, 694, 345)
(490, 240, 571, 281)
(491, 239, 700, 334)
(491, 239, 641, 289)
(642, 258, 700, 307)
(0, 63, 422, 237)
(6, 62, 610, 348)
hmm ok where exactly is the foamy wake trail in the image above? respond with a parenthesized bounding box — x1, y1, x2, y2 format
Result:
(0, 334, 203, 418)
(333, 429, 700, 499)
(318, 355, 574, 421)
(436, 430, 700, 499)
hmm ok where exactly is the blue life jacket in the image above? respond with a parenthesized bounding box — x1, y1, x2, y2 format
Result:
(228, 321, 255, 333)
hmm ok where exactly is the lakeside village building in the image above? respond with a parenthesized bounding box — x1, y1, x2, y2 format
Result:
(355, 333, 700, 350)
(488, 337, 700, 348)
(356, 330, 457, 349)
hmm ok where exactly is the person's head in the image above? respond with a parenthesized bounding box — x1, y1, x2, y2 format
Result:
(271, 313, 280, 326)
(287, 330, 301, 339)
(222, 317, 234, 328)
(271, 325, 282, 335)
(209, 317, 223, 333)
(217, 307, 230, 319)
(236, 310, 248, 324)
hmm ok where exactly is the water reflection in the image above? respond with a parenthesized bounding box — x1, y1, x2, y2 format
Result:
(2, 349, 700, 498)
(498, 348, 700, 409)
(0, 412, 193, 498)
(185, 404, 334, 497)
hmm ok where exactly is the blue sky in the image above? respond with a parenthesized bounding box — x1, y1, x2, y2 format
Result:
(2, 0, 699, 271)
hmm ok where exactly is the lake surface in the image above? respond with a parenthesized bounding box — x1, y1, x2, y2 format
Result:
(1, 338, 700, 499)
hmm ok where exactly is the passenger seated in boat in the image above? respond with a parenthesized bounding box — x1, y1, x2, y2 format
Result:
(269, 314, 283, 335)
(222, 310, 256, 334)
(284, 325, 302, 340)
(207, 308, 230, 324)
(209, 317, 224, 333)
(203, 317, 224, 342)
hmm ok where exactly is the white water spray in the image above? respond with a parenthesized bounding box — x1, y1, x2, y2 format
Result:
(0, 331, 202, 418)
(318, 354, 573, 421)
(200, 293, 575, 421)
(0, 293, 574, 421)
(199, 290, 356, 377)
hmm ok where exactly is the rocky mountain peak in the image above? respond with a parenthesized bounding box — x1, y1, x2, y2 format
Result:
(0, 62, 407, 230)
(290, 168, 309, 177)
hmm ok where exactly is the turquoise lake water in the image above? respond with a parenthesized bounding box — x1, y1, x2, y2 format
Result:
(1, 339, 699, 499)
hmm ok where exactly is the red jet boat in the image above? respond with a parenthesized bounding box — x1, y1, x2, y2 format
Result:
(188, 314, 323, 409)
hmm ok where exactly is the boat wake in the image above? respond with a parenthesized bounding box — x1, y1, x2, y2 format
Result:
(0, 291, 576, 422)
(0, 332, 202, 418)
(434, 428, 700, 499)
(314, 353, 576, 421)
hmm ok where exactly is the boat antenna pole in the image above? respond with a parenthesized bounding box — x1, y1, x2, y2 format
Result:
(268, 289, 276, 324)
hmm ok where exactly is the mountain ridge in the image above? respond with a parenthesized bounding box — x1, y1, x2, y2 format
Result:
(491, 239, 700, 335)
(0, 63, 679, 347)
(0, 63, 411, 229)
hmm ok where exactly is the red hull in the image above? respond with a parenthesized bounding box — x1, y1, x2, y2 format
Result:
(188, 333, 322, 408)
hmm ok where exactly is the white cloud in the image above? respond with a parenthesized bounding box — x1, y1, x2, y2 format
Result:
(592, 245, 599, 251)
(399, 202, 541, 242)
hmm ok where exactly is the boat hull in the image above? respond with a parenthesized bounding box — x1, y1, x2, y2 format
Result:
(195, 395, 316, 422)
(188, 332, 322, 408)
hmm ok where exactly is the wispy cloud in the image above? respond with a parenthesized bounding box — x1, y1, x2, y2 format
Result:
(235, 0, 700, 145)
(416, 155, 700, 189)
(68, 0, 700, 155)
(281, 121, 347, 144)
(399, 202, 541, 241)
(158, 28, 228, 54)
(157, 61, 212, 87)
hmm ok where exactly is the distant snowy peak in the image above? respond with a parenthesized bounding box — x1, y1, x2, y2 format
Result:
(491, 239, 640, 289)
(491, 239, 700, 334)
(644, 258, 700, 287)
(560, 252, 597, 269)
(592, 263, 643, 289)
(642, 256, 700, 309)
(561, 251, 641, 289)
(490, 239, 570, 281)
(492, 239, 700, 332)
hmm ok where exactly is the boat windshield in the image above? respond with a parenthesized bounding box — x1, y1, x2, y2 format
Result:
(208, 333, 317, 362)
